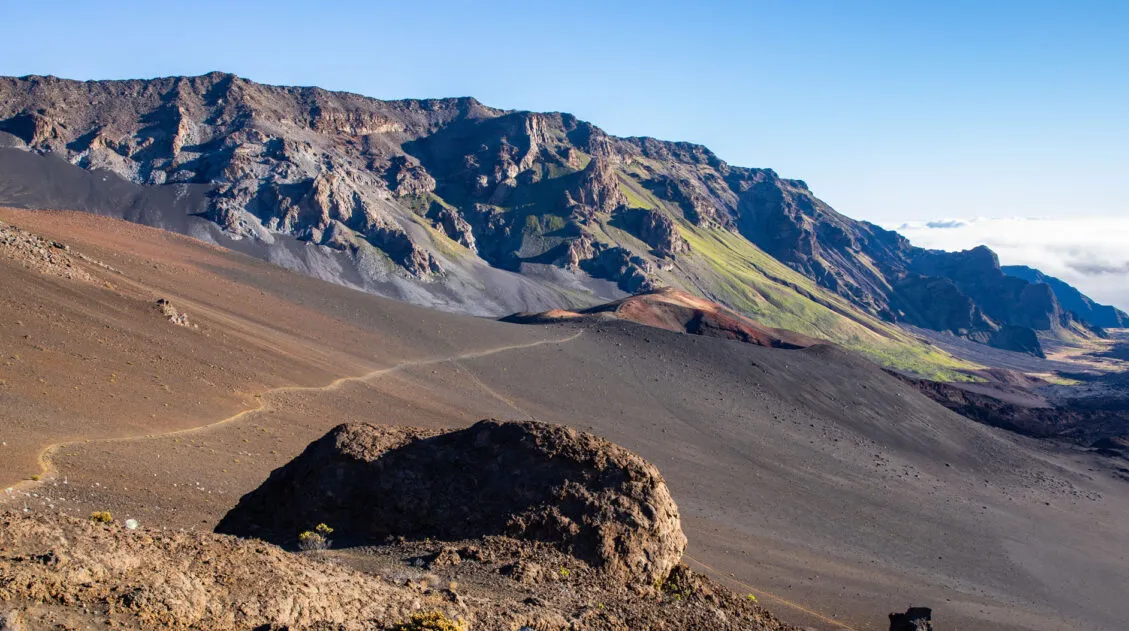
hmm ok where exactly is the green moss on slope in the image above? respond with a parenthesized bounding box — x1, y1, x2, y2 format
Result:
(675, 225, 980, 380)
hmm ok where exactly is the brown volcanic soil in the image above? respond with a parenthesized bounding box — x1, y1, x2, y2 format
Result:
(2, 208, 1129, 631)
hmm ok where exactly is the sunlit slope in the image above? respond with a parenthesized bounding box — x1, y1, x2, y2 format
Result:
(607, 171, 981, 380)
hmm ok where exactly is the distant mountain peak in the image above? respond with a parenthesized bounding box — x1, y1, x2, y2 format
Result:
(1002, 265, 1128, 329)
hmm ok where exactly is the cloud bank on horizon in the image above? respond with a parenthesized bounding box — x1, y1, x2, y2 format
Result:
(892, 217, 1129, 312)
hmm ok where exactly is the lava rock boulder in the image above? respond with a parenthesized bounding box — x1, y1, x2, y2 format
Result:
(217, 420, 687, 587)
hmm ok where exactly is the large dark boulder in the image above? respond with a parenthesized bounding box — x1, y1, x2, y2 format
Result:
(889, 607, 932, 631)
(217, 420, 687, 587)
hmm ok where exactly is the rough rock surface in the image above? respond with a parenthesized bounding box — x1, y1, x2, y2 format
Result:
(0, 512, 794, 631)
(0, 609, 24, 631)
(894, 372, 1129, 444)
(156, 298, 195, 327)
(0, 512, 429, 630)
(217, 420, 687, 587)
(0, 220, 95, 283)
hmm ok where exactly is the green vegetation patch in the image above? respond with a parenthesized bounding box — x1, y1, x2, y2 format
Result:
(677, 224, 981, 381)
(615, 172, 659, 210)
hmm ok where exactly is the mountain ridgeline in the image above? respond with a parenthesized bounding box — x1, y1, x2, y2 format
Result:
(1002, 265, 1128, 330)
(0, 73, 1121, 366)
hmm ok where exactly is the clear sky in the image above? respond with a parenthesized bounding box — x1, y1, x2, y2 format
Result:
(2, 1, 1127, 304)
(2, 0, 1126, 222)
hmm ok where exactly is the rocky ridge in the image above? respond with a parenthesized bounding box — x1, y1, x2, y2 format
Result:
(0, 73, 1120, 359)
(1002, 265, 1128, 330)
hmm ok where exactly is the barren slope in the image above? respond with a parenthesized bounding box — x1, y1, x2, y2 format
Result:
(1, 209, 1127, 631)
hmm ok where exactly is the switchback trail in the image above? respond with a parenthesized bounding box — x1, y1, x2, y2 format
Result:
(3, 331, 584, 494)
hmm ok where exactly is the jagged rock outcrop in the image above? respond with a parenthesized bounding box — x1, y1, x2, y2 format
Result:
(984, 326, 1045, 359)
(890, 275, 992, 333)
(618, 209, 690, 258)
(384, 155, 436, 198)
(1003, 265, 1128, 330)
(217, 420, 687, 587)
(730, 173, 1094, 350)
(581, 247, 656, 293)
(565, 157, 626, 216)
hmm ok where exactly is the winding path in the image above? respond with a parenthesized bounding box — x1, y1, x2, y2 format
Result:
(3, 327, 858, 630)
(5, 331, 583, 494)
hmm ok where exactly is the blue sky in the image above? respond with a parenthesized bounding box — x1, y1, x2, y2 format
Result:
(2, 1, 1126, 222)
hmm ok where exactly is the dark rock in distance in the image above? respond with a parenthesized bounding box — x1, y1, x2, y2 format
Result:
(889, 607, 932, 631)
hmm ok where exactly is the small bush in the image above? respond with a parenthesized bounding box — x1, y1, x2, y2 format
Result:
(296, 523, 334, 551)
(391, 611, 467, 631)
(90, 511, 113, 523)
(297, 530, 329, 551)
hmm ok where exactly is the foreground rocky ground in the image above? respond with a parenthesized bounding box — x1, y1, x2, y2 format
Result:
(0, 512, 795, 631)
(0, 421, 796, 631)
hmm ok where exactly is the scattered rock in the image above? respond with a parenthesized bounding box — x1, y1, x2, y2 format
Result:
(155, 298, 195, 328)
(427, 546, 462, 570)
(0, 221, 95, 283)
(217, 420, 687, 587)
(504, 560, 545, 585)
(0, 512, 436, 631)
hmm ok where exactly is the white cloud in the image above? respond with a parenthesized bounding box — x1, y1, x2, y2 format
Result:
(890, 217, 1129, 312)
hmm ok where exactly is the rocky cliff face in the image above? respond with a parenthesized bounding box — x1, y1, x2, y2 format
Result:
(727, 179, 1104, 353)
(0, 72, 1110, 359)
(1003, 265, 1128, 330)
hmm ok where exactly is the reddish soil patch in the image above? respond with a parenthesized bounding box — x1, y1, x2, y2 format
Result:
(506, 287, 821, 350)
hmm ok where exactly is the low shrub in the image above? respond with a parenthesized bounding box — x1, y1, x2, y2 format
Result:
(90, 511, 113, 524)
(297, 530, 329, 551)
(391, 610, 467, 631)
